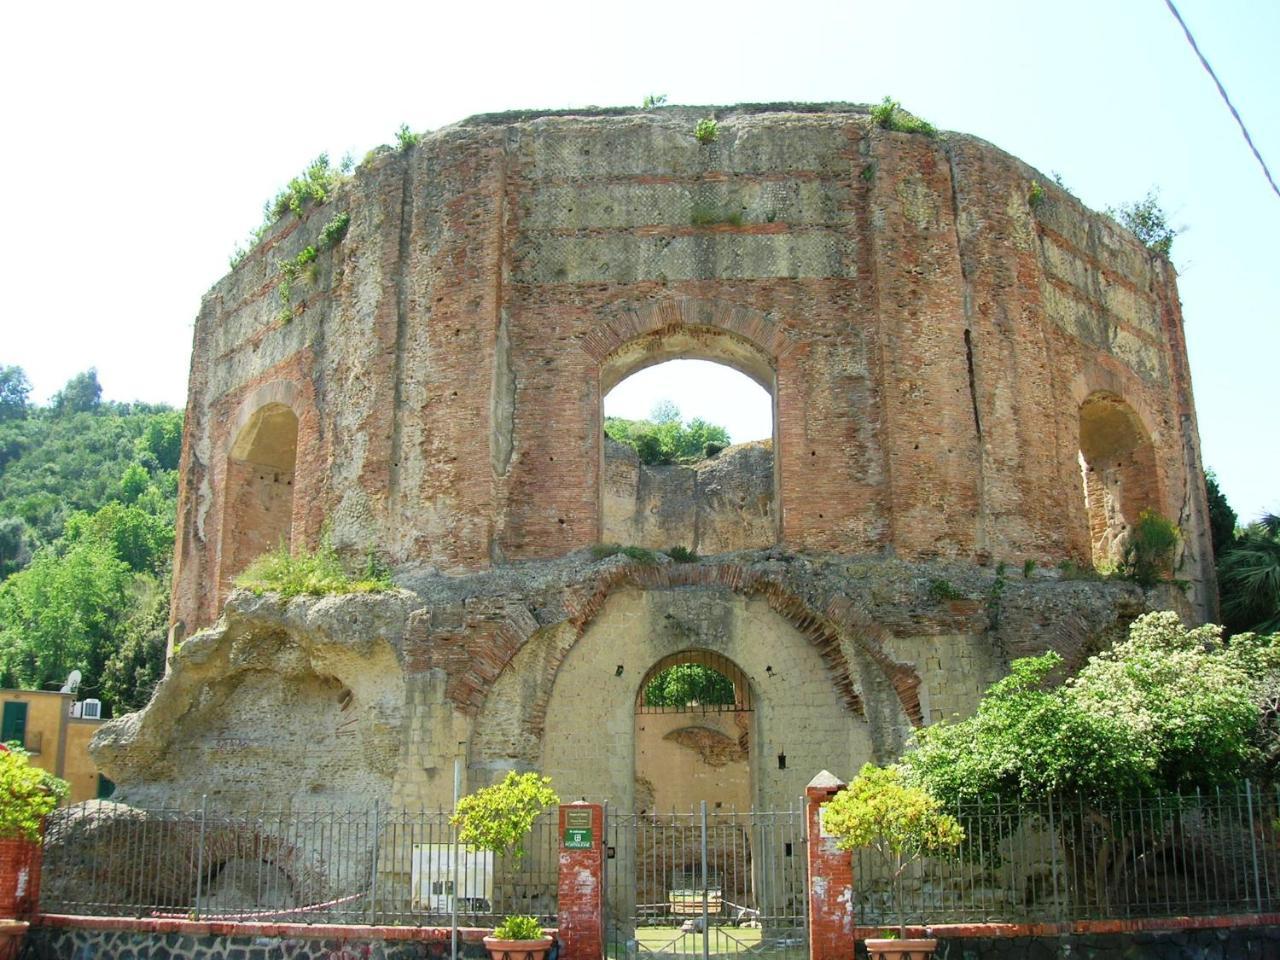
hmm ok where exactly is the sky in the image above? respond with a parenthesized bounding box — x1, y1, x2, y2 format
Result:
(2, 0, 1276, 522)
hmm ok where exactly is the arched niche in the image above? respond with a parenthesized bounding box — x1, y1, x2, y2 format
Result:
(599, 325, 779, 552)
(218, 402, 299, 594)
(1077, 392, 1160, 570)
(634, 650, 754, 814)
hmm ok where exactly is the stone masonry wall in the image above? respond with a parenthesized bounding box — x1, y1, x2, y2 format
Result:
(169, 104, 1217, 635)
(601, 439, 774, 554)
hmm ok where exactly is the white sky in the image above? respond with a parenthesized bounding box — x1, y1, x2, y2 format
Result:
(2, 0, 1276, 522)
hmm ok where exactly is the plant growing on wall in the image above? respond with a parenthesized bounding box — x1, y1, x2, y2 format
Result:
(869, 97, 936, 137)
(694, 118, 718, 144)
(1121, 509, 1179, 587)
(822, 763, 962, 954)
(1106, 190, 1178, 256)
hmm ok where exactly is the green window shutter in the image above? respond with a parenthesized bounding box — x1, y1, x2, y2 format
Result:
(1, 701, 28, 746)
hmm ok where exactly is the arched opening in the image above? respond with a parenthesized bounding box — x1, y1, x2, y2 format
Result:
(219, 403, 299, 592)
(1077, 393, 1160, 570)
(634, 650, 753, 814)
(601, 334, 777, 555)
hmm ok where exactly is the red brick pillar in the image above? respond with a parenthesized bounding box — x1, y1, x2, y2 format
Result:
(0, 837, 40, 919)
(806, 771, 852, 960)
(557, 801, 604, 960)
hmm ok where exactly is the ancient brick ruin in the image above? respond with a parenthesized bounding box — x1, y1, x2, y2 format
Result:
(94, 104, 1216, 815)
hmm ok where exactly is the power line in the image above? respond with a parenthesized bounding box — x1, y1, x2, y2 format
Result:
(1163, 0, 1280, 201)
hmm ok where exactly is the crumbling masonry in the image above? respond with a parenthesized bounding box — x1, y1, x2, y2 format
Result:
(93, 104, 1216, 816)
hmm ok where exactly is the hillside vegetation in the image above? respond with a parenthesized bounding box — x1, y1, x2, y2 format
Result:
(0, 366, 179, 715)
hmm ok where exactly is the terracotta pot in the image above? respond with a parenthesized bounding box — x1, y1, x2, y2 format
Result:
(864, 938, 938, 960)
(0, 837, 41, 919)
(483, 935, 555, 960)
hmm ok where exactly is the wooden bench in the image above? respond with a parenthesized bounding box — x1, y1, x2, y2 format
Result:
(667, 889, 723, 916)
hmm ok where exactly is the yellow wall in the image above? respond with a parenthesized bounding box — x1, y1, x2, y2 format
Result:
(0, 690, 107, 804)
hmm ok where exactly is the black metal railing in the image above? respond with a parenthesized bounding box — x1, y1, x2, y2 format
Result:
(853, 782, 1280, 926)
(41, 801, 558, 925)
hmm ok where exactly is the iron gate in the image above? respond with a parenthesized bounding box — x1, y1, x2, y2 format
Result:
(605, 803, 807, 960)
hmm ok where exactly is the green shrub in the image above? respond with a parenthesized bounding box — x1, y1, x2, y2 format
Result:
(664, 546, 698, 563)
(821, 764, 963, 936)
(234, 538, 392, 597)
(694, 118, 718, 144)
(1106, 190, 1178, 256)
(493, 915, 545, 940)
(452, 771, 558, 860)
(265, 154, 347, 223)
(1028, 181, 1045, 209)
(869, 96, 936, 137)
(395, 124, 421, 151)
(927, 578, 963, 602)
(1022, 558, 1036, 578)
(1123, 510, 1180, 587)
(642, 94, 668, 109)
(318, 212, 350, 250)
(0, 746, 68, 841)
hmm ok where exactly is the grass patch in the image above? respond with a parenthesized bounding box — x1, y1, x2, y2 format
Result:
(235, 538, 392, 597)
(591, 543, 661, 565)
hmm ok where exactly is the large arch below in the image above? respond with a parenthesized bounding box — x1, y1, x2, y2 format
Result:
(465, 562, 926, 806)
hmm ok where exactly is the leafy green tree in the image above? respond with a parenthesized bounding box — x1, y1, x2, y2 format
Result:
(133, 410, 183, 471)
(0, 518, 31, 580)
(604, 403, 731, 465)
(451, 772, 559, 860)
(0, 367, 31, 422)
(0, 746, 68, 841)
(64, 501, 173, 573)
(52, 369, 102, 416)
(904, 611, 1280, 805)
(100, 574, 169, 713)
(1106, 190, 1178, 257)
(1205, 470, 1238, 559)
(822, 764, 963, 936)
(1219, 514, 1280, 636)
(643, 663, 736, 707)
(0, 539, 131, 695)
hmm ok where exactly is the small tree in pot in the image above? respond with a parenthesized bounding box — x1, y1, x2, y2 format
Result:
(0, 744, 67, 918)
(452, 771, 559, 960)
(821, 764, 962, 960)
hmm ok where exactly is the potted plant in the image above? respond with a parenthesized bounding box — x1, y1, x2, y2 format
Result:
(0, 744, 67, 918)
(452, 771, 559, 960)
(821, 763, 963, 960)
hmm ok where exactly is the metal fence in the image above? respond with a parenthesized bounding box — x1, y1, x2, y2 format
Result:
(853, 782, 1280, 926)
(40, 801, 558, 925)
(605, 803, 808, 960)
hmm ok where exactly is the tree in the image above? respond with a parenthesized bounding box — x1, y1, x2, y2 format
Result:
(51, 369, 102, 416)
(1219, 514, 1280, 636)
(100, 574, 169, 713)
(63, 501, 173, 573)
(904, 611, 1280, 805)
(604, 404, 731, 465)
(1205, 470, 1238, 560)
(133, 410, 183, 471)
(0, 539, 131, 694)
(643, 663, 736, 707)
(0, 367, 31, 422)
(1106, 190, 1178, 257)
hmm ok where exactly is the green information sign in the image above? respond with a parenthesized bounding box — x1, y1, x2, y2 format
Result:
(564, 827, 593, 849)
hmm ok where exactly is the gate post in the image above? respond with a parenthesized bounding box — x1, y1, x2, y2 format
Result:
(805, 771, 851, 960)
(557, 801, 604, 960)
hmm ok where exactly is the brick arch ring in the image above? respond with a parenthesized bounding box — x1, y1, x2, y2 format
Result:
(578, 296, 795, 391)
(462, 562, 927, 739)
